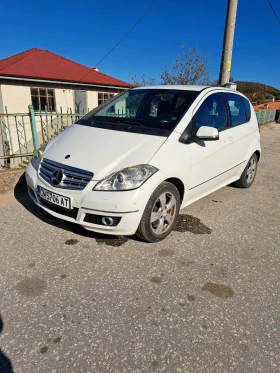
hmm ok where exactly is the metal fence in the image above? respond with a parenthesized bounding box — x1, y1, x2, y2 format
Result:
(0, 105, 84, 167)
(0, 105, 278, 168)
(255, 110, 276, 125)
(0, 106, 140, 168)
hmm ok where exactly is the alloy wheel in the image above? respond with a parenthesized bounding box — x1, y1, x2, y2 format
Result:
(150, 191, 177, 236)
(246, 157, 256, 184)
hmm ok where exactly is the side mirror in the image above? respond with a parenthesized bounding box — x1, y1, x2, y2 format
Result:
(195, 126, 219, 141)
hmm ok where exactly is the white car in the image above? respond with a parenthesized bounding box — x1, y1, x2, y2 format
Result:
(26, 85, 261, 242)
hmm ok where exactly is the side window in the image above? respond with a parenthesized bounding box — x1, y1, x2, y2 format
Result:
(225, 93, 247, 126)
(194, 93, 227, 131)
(241, 97, 251, 121)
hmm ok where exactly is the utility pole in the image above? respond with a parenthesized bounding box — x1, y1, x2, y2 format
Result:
(219, 0, 238, 86)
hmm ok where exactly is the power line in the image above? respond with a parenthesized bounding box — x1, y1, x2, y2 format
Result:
(94, 1, 157, 68)
(267, 0, 280, 27)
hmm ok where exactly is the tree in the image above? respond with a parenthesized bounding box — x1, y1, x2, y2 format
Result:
(161, 46, 211, 85)
(129, 73, 157, 87)
(130, 45, 211, 87)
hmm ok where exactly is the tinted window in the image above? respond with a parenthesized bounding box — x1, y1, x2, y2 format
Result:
(241, 97, 251, 121)
(194, 93, 227, 131)
(225, 93, 247, 126)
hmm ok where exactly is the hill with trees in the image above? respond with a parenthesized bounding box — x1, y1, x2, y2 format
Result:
(235, 81, 280, 105)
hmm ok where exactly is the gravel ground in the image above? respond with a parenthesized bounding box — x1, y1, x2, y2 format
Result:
(0, 124, 279, 373)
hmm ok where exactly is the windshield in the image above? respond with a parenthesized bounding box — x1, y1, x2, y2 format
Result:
(79, 89, 199, 132)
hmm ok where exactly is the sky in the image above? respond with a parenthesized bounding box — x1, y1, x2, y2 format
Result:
(0, 0, 280, 88)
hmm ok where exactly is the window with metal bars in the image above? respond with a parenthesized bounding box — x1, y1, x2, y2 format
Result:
(31, 88, 56, 111)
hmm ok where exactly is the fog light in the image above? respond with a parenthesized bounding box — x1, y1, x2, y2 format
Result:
(101, 217, 114, 226)
(84, 214, 121, 226)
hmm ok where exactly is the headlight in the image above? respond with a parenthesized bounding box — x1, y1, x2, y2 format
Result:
(94, 165, 158, 191)
(31, 145, 46, 170)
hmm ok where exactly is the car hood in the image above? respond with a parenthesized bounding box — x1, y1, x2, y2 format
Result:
(44, 124, 167, 180)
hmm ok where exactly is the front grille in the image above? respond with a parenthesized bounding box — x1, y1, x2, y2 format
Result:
(41, 199, 79, 219)
(39, 158, 93, 191)
(84, 213, 121, 226)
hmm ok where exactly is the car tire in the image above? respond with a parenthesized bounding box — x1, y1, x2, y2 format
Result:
(136, 181, 180, 243)
(234, 153, 258, 188)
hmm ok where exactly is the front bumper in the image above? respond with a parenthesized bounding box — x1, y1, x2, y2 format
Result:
(25, 162, 164, 236)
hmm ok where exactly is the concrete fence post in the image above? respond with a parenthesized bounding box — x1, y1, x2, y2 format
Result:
(28, 104, 39, 150)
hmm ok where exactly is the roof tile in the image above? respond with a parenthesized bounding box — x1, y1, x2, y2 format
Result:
(253, 101, 280, 110)
(0, 48, 130, 88)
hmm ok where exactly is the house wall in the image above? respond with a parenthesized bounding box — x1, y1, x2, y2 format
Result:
(0, 85, 75, 113)
(0, 85, 33, 167)
(0, 82, 123, 114)
(0, 85, 4, 114)
(55, 88, 74, 112)
(0, 85, 119, 113)
(1, 84, 31, 112)
(87, 91, 98, 111)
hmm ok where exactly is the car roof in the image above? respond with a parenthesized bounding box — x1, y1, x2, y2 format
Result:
(132, 85, 209, 92)
(131, 85, 246, 97)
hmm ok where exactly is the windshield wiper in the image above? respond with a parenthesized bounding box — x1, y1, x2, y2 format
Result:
(94, 117, 147, 128)
(119, 119, 147, 128)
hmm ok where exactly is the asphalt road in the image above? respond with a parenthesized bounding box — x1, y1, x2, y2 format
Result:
(0, 124, 280, 373)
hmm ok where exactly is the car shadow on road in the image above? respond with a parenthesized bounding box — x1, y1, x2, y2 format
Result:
(0, 314, 14, 373)
(227, 182, 239, 188)
(14, 174, 212, 246)
(14, 175, 130, 247)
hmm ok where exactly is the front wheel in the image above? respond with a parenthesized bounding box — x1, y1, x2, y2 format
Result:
(136, 182, 180, 243)
(234, 153, 258, 188)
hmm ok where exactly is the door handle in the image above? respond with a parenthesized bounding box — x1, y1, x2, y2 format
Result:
(224, 136, 233, 144)
(248, 126, 253, 133)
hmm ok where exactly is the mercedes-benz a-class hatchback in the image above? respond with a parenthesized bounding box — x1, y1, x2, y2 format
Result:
(26, 85, 261, 242)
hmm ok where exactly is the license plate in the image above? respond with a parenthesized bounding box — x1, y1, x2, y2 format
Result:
(38, 187, 71, 209)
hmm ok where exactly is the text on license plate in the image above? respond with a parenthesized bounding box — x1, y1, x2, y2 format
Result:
(39, 187, 71, 209)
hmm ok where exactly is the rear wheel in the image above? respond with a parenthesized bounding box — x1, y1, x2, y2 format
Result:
(136, 182, 180, 243)
(234, 153, 258, 188)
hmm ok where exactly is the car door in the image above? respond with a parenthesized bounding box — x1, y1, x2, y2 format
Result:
(224, 92, 252, 168)
(188, 92, 237, 201)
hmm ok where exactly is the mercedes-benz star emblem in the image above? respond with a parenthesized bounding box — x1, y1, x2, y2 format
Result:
(51, 169, 63, 186)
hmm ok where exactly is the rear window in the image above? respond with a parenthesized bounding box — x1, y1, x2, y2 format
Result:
(225, 93, 247, 126)
(241, 97, 251, 121)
